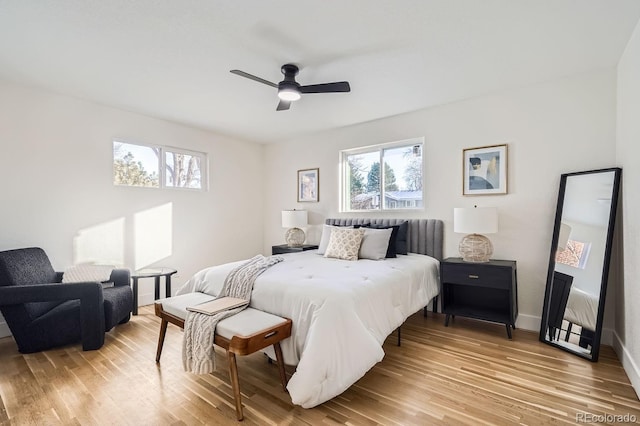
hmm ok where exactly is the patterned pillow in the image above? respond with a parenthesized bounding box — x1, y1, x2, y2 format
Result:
(324, 227, 365, 261)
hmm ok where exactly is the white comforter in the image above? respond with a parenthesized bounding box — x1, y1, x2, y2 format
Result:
(176, 250, 440, 408)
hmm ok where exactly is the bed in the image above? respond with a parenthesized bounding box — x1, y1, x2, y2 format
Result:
(564, 287, 598, 332)
(175, 218, 443, 408)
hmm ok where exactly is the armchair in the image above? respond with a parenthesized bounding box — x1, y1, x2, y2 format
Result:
(0, 247, 133, 353)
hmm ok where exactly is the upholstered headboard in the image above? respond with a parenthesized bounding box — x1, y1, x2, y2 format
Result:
(325, 218, 444, 260)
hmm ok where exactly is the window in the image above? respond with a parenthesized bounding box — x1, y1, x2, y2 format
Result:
(113, 141, 206, 190)
(556, 239, 591, 269)
(341, 138, 424, 212)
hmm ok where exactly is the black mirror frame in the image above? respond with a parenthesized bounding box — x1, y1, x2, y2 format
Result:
(539, 167, 621, 362)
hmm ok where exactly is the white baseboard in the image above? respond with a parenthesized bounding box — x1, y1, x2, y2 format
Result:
(613, 332, 640, 399)
(0, 320, 11, 339)
(515, 313, 540, 333)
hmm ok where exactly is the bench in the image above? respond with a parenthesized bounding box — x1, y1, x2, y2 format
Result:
(154, 292, 292, 421)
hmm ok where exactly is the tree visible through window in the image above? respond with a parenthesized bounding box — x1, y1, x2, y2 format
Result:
(113, 142, 159, 187)
(113, 141, 206, 190)
(556, 239, 591, 269)
(165, 151, 202, 189)
(342, 139, 424, 211)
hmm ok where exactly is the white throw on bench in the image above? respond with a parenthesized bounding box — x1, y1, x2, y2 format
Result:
(154, 292, 292, 421)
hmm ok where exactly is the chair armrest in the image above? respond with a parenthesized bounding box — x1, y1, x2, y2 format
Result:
(0, 282, 103, 305)
(0, 282, 105, 350)
(109, 269, 131, 287)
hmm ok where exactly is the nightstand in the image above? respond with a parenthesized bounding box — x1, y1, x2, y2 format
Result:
(271, 244, 319, 255)
(440, 257, 518, 339)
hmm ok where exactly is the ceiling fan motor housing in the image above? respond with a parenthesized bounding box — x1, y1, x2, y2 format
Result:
(278, 64, 302, 100)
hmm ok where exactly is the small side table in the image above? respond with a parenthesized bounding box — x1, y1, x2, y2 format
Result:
(272, 244, 319, 255)
(440, 258, 518, 339)
(131, 267, 177, 315)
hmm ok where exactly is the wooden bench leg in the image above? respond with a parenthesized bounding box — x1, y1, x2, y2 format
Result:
(273, 342, 288, 392)
(156, 318, 168, 363)
(227, 350, 244, 421)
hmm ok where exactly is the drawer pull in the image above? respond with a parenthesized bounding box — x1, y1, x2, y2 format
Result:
(468, 274, 479, 279)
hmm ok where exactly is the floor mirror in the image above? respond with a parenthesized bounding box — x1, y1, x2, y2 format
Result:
(539, 167, 621, 361)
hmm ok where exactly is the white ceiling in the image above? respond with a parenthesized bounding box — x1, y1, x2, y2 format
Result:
(1, 1, 639, 144)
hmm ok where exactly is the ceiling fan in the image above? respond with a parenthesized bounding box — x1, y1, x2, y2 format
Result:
(230, 64, 350, 111)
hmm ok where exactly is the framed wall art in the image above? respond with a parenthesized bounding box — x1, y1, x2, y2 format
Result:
(298, 168, 319, 202)
(463, 144, 508, 195)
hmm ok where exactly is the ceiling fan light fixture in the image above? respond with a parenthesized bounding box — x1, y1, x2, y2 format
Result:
(278, 87, 301, 101)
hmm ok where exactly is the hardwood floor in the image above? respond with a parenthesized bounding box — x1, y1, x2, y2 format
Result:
(1, 307, 638, 425)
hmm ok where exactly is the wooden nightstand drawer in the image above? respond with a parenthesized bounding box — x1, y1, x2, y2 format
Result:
(441, 263, 512, 289)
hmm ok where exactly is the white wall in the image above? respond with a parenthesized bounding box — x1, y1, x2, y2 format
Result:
(0, 81, 265, 336)
(616, 19, 640, 397)
(264, 70, 617, 333)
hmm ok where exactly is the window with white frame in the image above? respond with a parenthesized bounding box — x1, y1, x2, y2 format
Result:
(113, 141, 206, 190)
(341, 138, 424, 212)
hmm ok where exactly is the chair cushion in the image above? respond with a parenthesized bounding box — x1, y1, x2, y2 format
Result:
(157, 292, 215, 319)
(103, 285, 133, 331)
(158, 293, 288, 339)
(216, 308, 288, 340)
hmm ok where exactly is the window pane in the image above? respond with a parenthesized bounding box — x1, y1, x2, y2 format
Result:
(556, 240, 591, 269)
(165, 151, 202, 189)
(346, 151, 380, 210)
(113, 141, 159, 187)
(382, 145, 423, 209)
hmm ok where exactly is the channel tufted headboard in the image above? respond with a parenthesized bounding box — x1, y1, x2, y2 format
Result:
(325, 218, 444, 261)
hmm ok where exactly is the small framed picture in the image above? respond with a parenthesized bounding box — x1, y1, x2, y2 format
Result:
(298, 168, 319, 202)
(463, 144, 507, 195)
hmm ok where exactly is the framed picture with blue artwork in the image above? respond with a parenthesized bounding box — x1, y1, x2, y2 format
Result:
(297, 168, 319, 202)
(463, 144, 508, 195)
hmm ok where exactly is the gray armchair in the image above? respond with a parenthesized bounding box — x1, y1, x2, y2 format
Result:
(0, 247, 133, 353)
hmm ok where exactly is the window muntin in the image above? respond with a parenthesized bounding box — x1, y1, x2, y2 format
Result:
(341, 139, 424, 212)
(113, 141, 206, 190)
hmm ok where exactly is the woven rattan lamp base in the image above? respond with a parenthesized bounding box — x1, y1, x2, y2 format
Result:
(459, 233, 493, 262)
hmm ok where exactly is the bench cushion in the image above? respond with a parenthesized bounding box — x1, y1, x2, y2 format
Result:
(156, 292, 289, 339)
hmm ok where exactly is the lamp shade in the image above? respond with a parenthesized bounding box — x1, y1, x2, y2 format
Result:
(281, 210, 308, 228)
(454, 207, 498, 234)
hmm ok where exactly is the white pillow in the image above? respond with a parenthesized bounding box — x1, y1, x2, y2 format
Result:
(359, 227, 393, 260)
(62, 264, 114, 283)
(318, 224, 352, 255)
(324, 228, 365, 261)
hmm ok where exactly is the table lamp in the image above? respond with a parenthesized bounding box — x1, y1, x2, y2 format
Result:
(281, 209, 308, 247)
(454, 206, 498, 262)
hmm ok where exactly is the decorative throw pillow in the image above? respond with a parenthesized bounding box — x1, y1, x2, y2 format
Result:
(359, 227, 393, 260)
(364, 221, 409, 257)
(363, 224, 398, 258)
(318, 225, 349, 255)
(62, 264, 114, 283)
(324, 227, 365, 261)
(394, 221, 409, 255)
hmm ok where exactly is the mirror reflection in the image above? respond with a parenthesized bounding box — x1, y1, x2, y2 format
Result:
(540, 168, 621, 361)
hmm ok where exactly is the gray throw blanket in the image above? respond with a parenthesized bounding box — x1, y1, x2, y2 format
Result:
(182, 254, 284, 374)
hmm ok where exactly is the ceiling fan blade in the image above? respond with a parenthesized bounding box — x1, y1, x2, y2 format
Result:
(230, 70, 278, 88)
(300, 81, 350, 94)
(276, 100, 291, 111)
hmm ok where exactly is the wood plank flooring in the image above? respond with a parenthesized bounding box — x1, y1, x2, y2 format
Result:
(0, 307, 638, 425)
